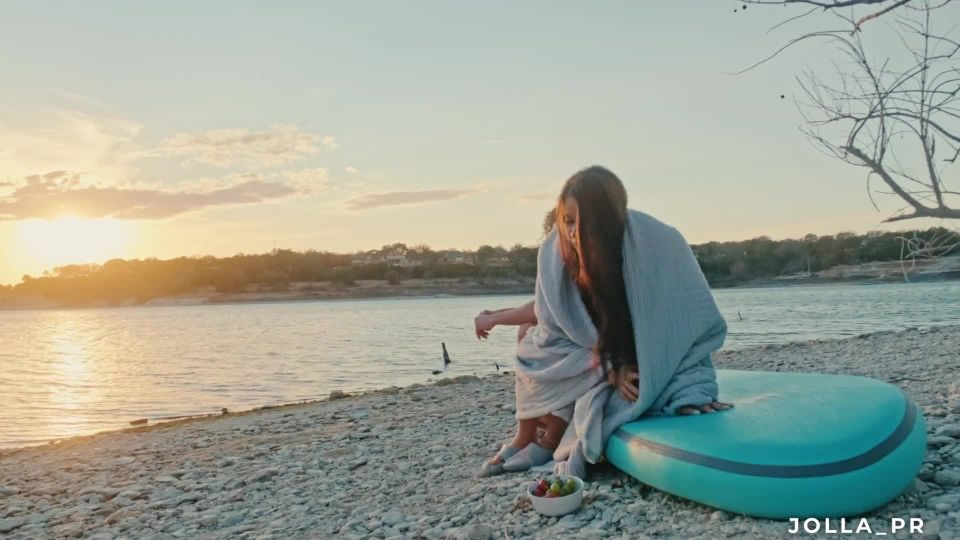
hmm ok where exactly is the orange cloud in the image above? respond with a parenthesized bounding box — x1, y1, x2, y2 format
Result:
(149, 125, 335, 168)
(345, 187, 480, 210)
(0, 170, 308, 220)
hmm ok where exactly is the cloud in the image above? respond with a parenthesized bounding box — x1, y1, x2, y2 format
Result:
(0, 170, 314, 220)
(150, 125, 335, 168)
(0, 104, 332, 218)
(345, 187, 479, 211)
(275, 167, 329, 190)
(344, 166, 359, 174)
(513, 190, 554, 202)
(0, 107, 142, 185)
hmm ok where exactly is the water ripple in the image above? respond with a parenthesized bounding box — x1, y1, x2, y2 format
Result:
(1, 281, 958, 447)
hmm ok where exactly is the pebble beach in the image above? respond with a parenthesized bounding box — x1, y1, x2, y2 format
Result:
(1, 326, 958, 540)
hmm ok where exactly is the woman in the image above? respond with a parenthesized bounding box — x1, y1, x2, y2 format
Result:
(476, 165, 731, 478)
(475, 302, 574, 476)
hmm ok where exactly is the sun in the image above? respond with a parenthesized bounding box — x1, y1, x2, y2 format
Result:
(15, 216, 132, 271)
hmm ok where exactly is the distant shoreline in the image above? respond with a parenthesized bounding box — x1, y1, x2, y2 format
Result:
(728, 272, 960, 289)
(2, 273, 960, 311)
(0, 278, 537, 311)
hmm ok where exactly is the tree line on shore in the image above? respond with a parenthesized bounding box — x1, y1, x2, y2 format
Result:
(0, 227, 955, 307)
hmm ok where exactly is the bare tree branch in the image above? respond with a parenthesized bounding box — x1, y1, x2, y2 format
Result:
(725, 30, 855, 75)
(746, 0, 904, 8)
(854, 0, 914, 31)
(843, 146, 933, 212)
(767, 6, 821, 33)
(742, 0, 959, 262)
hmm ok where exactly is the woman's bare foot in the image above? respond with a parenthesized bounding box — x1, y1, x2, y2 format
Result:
(677, 401, 734, 415)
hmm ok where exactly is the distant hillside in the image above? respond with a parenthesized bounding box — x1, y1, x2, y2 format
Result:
(1, 228, 956, 308)
(815, 256, 960, 282)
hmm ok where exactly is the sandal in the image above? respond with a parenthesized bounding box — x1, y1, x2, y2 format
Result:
(478, 444, 520, 478)
(502, 442, 554, 473)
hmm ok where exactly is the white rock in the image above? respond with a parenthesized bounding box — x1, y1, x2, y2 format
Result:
(381, 510, 404, 527)
(27, 511, 52, 524)
(936, 425, 960, 438)
(926, 494, 959, 510)
(921, 520, 940, 540)
(176, 494, 200, 506)
(245, 467, 281, 484)
(928, 436, 955, 447)
(118, 488, 146, 499)
(104, 508, 129, 525)
(933, 469, 960, 486)
(0, 517, 26, 533)
(221, 512, 244, 527)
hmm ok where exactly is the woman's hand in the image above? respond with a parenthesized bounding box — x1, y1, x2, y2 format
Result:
(677, 401, 734, 415)
(474, 310, 497, 340)
(608, 366, 639, 402)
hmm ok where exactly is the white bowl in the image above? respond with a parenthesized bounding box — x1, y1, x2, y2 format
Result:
(527, 475, 584, 517)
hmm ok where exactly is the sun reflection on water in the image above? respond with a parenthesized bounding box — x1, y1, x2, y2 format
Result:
(46, 320, 99, 439)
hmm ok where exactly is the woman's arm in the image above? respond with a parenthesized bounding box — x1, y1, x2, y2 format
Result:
(474, 301, 536, 339)
(490, 301, 536, 326)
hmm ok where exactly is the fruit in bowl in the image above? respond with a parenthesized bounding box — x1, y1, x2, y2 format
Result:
(527, 475, 584, 516)
(532, 477, 578, 498)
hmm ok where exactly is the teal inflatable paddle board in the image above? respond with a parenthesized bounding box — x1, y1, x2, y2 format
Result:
(605, 370, 926, 519)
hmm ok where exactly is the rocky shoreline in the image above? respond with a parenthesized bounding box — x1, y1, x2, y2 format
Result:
(1, 326, 958, 539)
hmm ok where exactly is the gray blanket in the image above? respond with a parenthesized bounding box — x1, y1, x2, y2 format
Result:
(514, 209, 727, 470)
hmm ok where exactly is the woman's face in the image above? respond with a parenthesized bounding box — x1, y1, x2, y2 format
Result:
(563, 196, 579, 249)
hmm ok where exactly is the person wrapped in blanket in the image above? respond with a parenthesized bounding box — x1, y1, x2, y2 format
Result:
(475, 166, 731, 478)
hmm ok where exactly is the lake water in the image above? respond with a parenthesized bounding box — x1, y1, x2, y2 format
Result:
(1, 281, 958, 448)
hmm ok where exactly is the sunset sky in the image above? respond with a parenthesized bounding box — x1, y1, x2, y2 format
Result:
(0, 1, 948, 285)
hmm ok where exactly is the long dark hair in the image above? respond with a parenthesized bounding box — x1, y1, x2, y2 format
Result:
(548, 166, 634, 375)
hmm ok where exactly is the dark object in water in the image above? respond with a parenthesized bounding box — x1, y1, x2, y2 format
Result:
(495, 362, 500, 372)
(737, 310, 743, 321)
(221, 408, 230, 415)
(432, 370, 442, 375)
(442, 342, 452, 366)
(129, 418, 148, 426)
